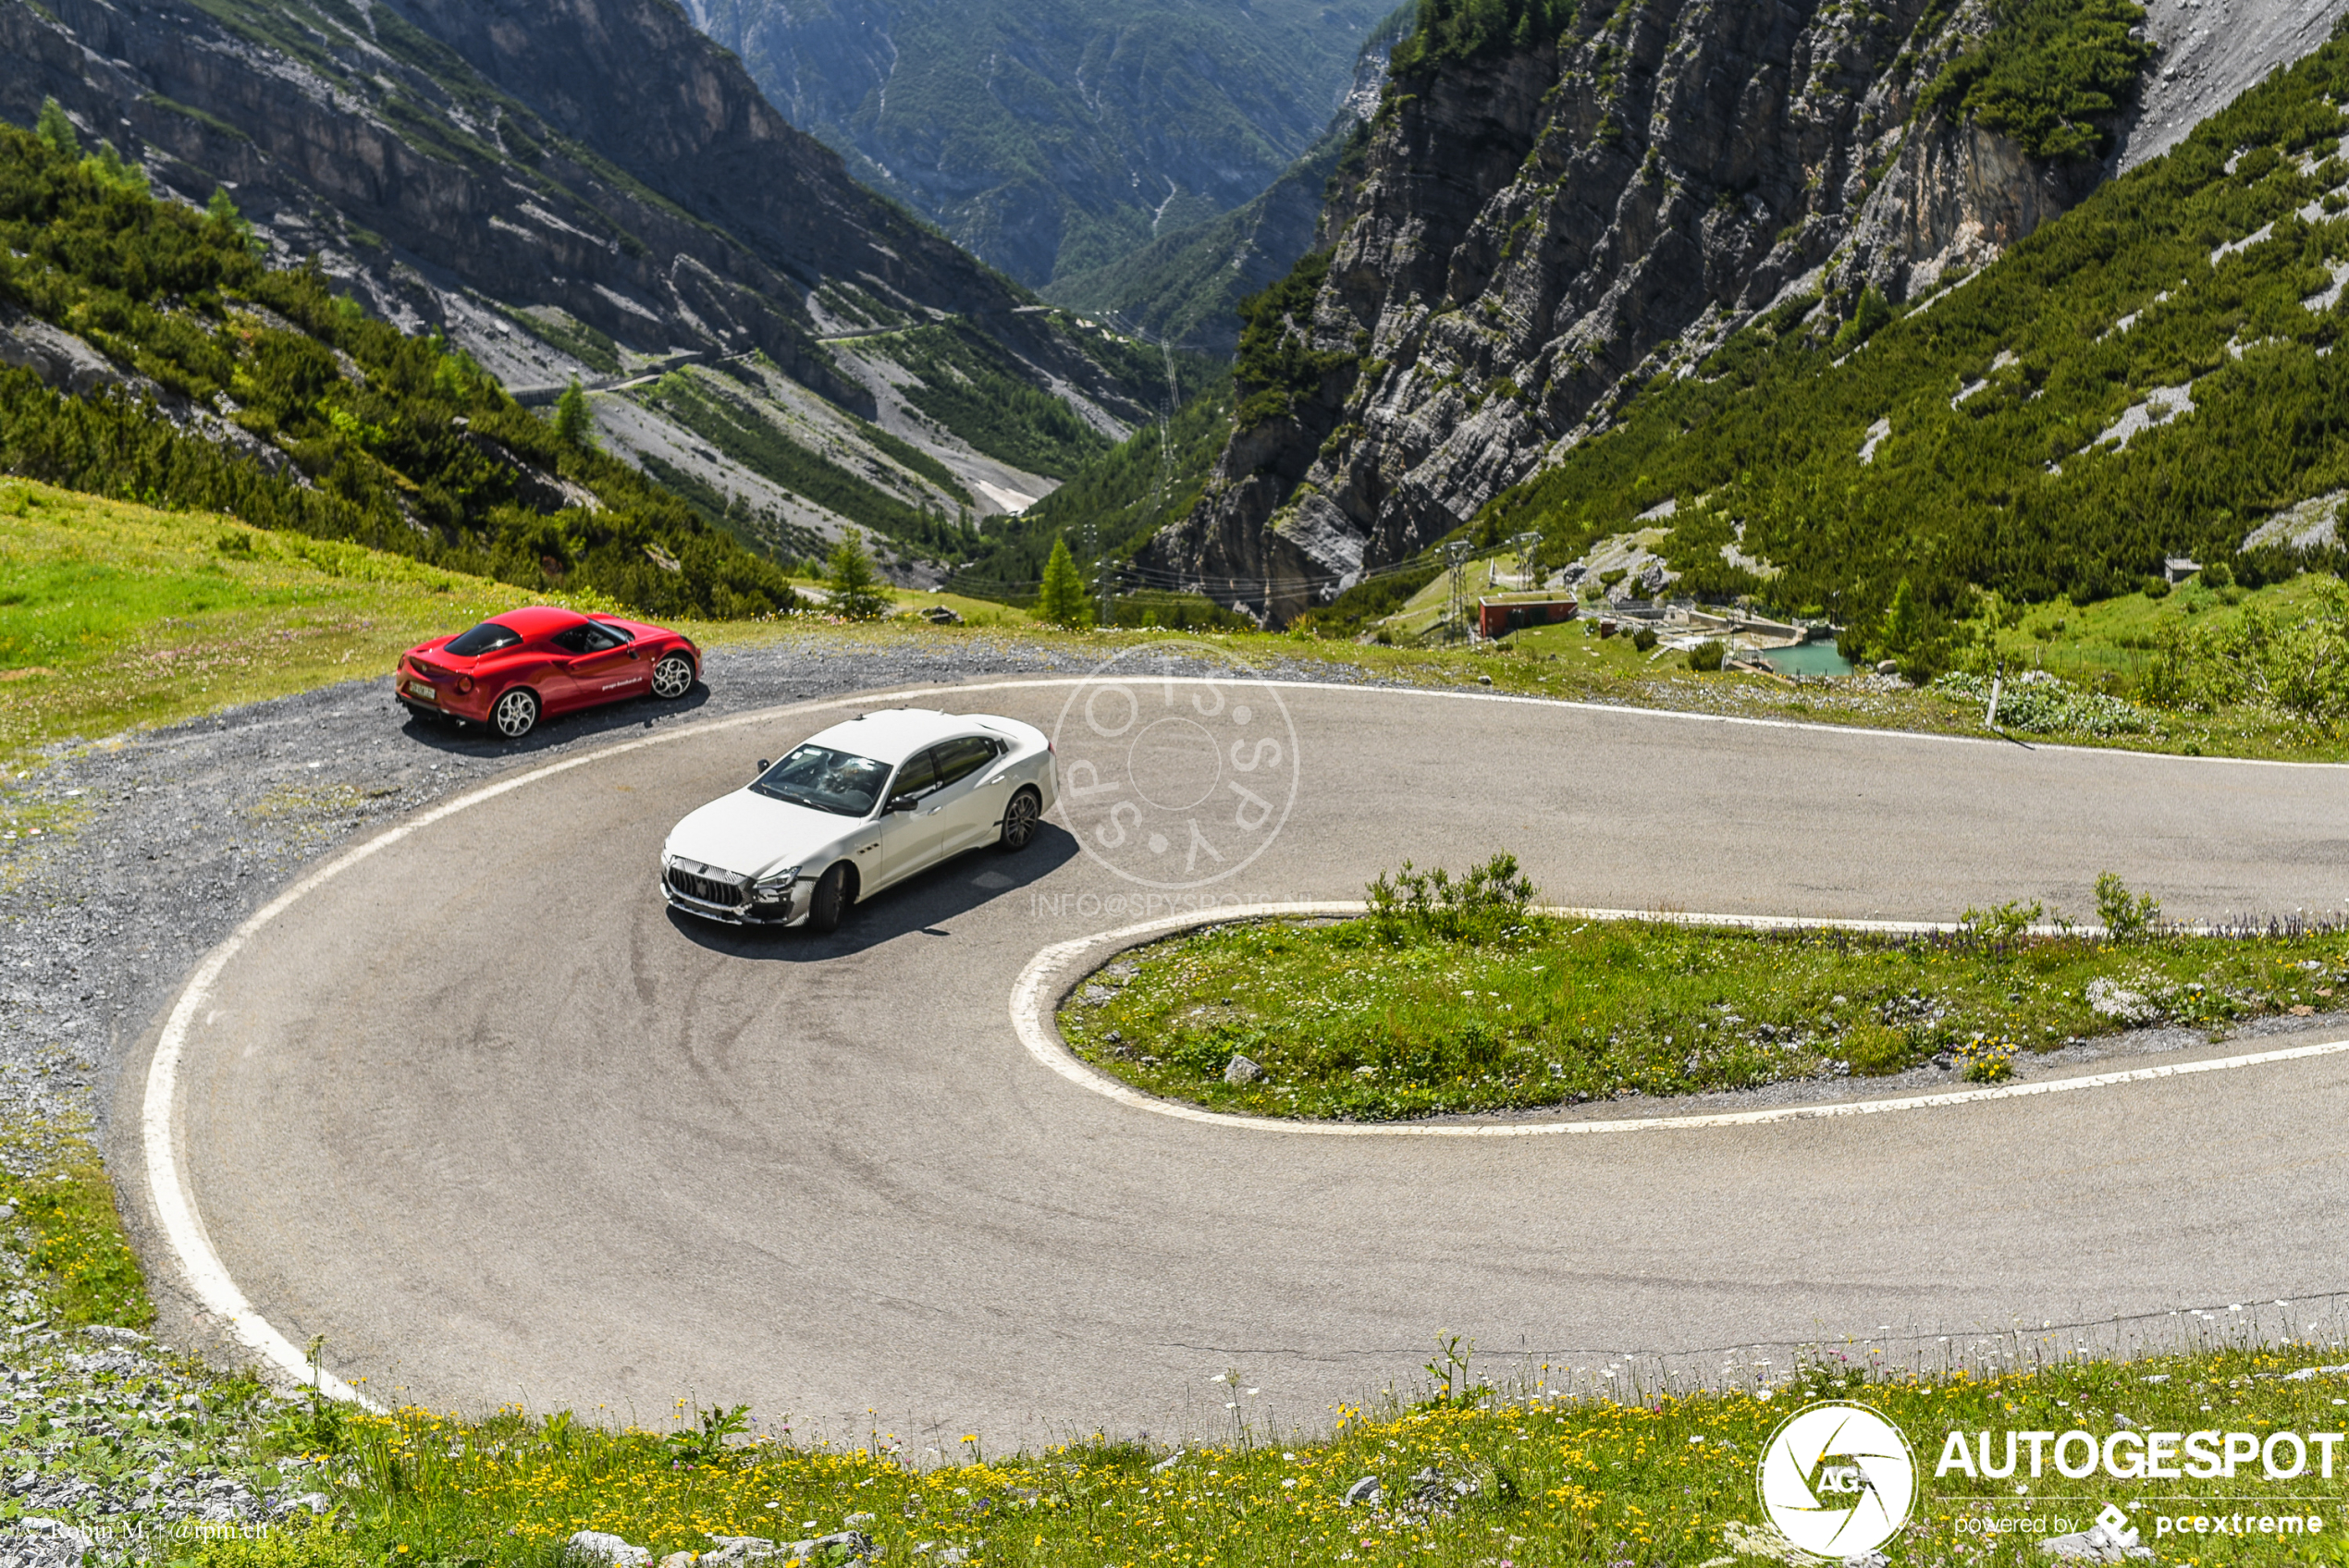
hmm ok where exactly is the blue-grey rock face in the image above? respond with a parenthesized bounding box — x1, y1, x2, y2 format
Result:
(682, 0, 1388, 285)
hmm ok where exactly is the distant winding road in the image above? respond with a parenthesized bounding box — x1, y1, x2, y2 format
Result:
(122, 680, 2349, 1445)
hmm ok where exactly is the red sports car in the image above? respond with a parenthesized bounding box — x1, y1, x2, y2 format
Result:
(395, 606, 701, 739)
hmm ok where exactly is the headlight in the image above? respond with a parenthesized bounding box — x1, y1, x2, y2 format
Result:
(751, 864, 801, 902)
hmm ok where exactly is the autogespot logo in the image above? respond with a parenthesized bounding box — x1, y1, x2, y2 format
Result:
(1758, 1402, 1919, 1557)
(1051, 640, 1299, 889)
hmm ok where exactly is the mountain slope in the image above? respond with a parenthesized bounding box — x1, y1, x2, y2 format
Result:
(1040, 7, 1410, 355)
(1140, 0, 2343, 622)
(0, 122, 799, 618)
(682, 0, 1384, 288)
(0, 0, 1161, 570)
(1471, 20, 2349, 660)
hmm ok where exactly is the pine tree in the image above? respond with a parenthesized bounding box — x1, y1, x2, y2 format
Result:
(34, 99, 78, 160)
(826, 529, 892, 620)
(553, 378, 596, 449)
(1036, 534, 1092, 628)
(1878, 577, 1922, 656)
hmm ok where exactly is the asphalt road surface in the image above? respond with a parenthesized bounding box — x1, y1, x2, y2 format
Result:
(126, 677, 2349, 1448)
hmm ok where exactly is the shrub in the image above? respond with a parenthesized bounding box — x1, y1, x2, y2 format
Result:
(1841, 1022, 1912, 1076)
(2095, 871, 2160, 941)
(1687, 639, 1725, 671)
(1934, 669, 2150, 734)
(1365, 851, 1536, 945)
(1961, 899, 2042, 948)
(165, 1518, 363, 1568)
(2199, 559, 2233, 589)
(2142, 575, 2171, 598)
(1630, 626, 1658, 652)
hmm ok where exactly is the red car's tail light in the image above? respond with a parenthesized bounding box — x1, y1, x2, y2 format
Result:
(458, 676, 474, 693)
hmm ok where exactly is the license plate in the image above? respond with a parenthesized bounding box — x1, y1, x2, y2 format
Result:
(404, 680, 437, 701)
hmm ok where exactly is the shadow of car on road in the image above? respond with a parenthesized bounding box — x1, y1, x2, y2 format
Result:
(390, 680, 715, 756)
(664, 826, 1081, 961)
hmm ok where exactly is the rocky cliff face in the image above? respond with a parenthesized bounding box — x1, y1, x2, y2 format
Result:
(1140, 0, 2148, 622)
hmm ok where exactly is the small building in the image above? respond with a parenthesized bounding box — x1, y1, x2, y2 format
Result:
(1476, 593, 1579, 638)
(2163, 556, 2202, 583)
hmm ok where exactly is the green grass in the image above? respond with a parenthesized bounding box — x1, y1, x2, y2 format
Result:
(0, 481, 624, 768)
(0, 1109, 152, 1330)
(1059, 898, 2349, 1121)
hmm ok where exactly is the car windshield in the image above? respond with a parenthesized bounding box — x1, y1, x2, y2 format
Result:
(445, 620, 523, 656)
(751, 744, 892, 816)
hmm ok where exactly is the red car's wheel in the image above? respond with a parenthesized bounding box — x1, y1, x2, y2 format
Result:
(492, 687, 540, 740)
(650, 654, 695, 700)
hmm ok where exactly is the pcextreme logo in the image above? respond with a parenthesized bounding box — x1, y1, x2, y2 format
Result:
(1758, 1402, 1919, 1556)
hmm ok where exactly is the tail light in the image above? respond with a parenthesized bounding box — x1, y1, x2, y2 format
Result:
(458, 676, 474, 693)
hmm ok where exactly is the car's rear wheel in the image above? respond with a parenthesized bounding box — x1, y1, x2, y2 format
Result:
(650, 654, 694, 700)
(806, 863, 852, 933)
(1000, 787, 1041, 851)
(492, 688, 540, 740)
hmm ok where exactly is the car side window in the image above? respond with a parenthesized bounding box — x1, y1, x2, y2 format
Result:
(581, 621, 631, 652)
(931, 737, 994, 790)
(889, 750, 937, 803)
(549, 624, 597, 654)
(590, 620, 635, 647)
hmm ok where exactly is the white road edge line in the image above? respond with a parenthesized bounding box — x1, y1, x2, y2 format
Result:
(1007, 901, 2349, 1136)
(138, 672, 2349, 1403)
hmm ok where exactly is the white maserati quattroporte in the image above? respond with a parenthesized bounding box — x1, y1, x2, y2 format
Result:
(659, 708, 1057, 930)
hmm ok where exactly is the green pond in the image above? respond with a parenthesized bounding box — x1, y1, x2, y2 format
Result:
(1760, 641, 1855, 677)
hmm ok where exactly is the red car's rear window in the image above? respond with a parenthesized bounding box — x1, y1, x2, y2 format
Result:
(445, 621, 524, 656)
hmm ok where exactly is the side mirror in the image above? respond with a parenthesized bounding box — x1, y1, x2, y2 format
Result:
(887, 793, 918, 814)
(755, 759, 771, 774)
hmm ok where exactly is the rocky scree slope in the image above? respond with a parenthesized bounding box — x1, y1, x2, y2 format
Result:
(680, 0, 1385, 289)
(0, 0, 1160, 565)
(1140, 0, 2181, 622)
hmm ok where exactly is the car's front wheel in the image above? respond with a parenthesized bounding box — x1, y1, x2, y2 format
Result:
(1000, 787, 1041, 851)
(492, 687, 540, 739)
(806, 863, 852, 933)
(650, 654, 694, 700)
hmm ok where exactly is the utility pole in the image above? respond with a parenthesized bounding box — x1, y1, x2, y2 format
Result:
(1083, 521, 1106, 628)
(1507, 531, 1542, 589)
(1444, 540, 1474, 643)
